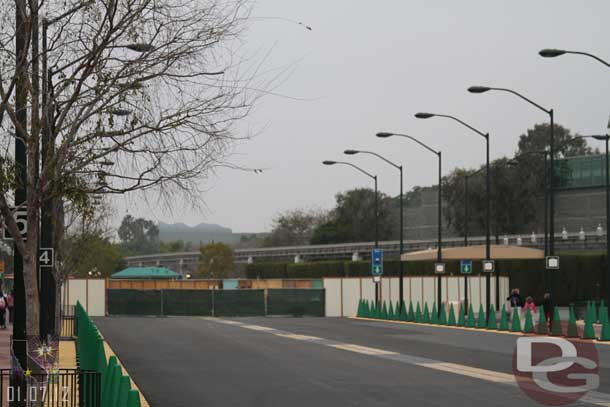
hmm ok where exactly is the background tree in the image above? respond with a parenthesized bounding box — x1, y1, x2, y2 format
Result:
(117, 215, 159, 255)
(0, 0, 260, 336)
(263, 208, 328, 247)
(198, 242, 234, 279)
(311, 188, 395, 244)
(159, 239, 186, 253)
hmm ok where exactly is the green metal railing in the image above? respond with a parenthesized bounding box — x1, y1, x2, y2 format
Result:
(75, 302, 142, 407)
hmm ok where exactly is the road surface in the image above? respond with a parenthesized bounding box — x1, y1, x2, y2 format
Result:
(95, 316, 610, 407)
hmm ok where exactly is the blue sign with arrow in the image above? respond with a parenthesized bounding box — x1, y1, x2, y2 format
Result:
(371, 248, 383, 276)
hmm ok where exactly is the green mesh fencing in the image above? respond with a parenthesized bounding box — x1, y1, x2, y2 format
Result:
(213, 290, 266, 316)
(163, 289, 213, 316)
(106, 288, 325, 317)
(267, 289, 325, 316)
(107, 289, 163, 316)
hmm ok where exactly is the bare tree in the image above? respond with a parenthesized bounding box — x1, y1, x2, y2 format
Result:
(0, 0, 261, 336)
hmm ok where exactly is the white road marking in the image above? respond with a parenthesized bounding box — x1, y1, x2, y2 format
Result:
(207, 318, 610, 406)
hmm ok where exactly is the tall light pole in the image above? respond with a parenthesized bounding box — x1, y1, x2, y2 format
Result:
(463, 166, 484, 312)
(468, 85, 557, 292)
(344, 149, 405, 312)
(539, 49, 610, 69)
(323, 160, 379, 305)
(376, 132, 443, 314)
(415, 112, 493, 320)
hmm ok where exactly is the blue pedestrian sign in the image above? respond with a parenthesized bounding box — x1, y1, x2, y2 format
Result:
(371, 248, 383, 276)
(460, 260, 473, 275)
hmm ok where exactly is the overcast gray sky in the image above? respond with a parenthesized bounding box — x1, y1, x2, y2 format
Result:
(113, 0, 610, 233)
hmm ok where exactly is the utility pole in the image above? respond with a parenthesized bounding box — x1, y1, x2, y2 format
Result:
(13, 0, 28, 371)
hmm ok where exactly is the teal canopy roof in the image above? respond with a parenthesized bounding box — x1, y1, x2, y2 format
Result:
(111, 267, 181, 279)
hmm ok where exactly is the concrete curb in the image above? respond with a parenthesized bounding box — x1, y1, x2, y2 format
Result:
(349, 316, 610, 346)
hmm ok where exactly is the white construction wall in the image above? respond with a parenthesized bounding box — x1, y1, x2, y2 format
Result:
(323, 275, 510, 317)
(62, 278, 106, 316)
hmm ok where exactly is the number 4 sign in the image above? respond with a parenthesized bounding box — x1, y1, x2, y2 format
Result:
(39, 248, 54, 268)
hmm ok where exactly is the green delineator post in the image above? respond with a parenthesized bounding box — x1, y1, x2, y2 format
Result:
(600, 316, 610, 341)
(415, 302, 422, 322)
(448, 304, 457, 326)
(551, 307, 563, 336)
(476, 304, 486, 329)
(583, 307, 596, 339)
(423, 303, 430, 323)
(407, 301, 415, 322)
(537, 308, 549, 335)
(388, 301, 395, 320)
(439, 303, 447, 325)
(566, 305, 579, 338)
(593, 301, 599, 323)
(395, 301, 402, 320)
(487, 305, 497, 330)
(466, 304, 476, 328)
(399, 301, 408, 321)
(357, 300, 363, 317)
(381, 301, 389, 320)
(523, 308, 534, 333)
(431, 303, 439, 324)
(457, 304, 466, 326)
(498, 305, 509, 331)
(511, 309, 521, 332)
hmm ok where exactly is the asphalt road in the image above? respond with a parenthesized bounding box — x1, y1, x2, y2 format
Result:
(95, 316, 610, 407)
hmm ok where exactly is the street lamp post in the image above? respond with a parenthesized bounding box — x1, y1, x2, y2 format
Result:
(323, 160, 379, 305)
(415, 112, 493, 321)
(345, 149, 405, 313)
(376, 132, 443, 314)
(468, 86, 557, 295)
(463, 167, 484, 311)
(539, 49, 610, 69)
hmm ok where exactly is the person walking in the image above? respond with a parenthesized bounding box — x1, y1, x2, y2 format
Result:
(6, 290, 14, 324)
(0, 293, 6, 329)
(543, 292, 554, 330)
(523, 296, 536, 313)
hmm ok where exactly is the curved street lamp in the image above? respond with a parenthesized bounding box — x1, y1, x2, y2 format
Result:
(323, 160, 380, 305)
(539, 49, 610, 69)
(415, 112, 493, 319)
(467, 86, 557, 257)
(376, 132, 443, 313)
(344, 149, 405, 312)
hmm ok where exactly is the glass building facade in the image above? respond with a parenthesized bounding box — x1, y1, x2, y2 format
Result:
(556, 154, 607, 189)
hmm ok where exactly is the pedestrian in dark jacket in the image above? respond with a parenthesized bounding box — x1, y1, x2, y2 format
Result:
(507, 288, 523, 308)
(543, 292, 554, 327)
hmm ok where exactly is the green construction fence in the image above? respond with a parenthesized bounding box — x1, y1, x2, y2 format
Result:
(75, 301, 143, 407)
(106, 288, 325, 317)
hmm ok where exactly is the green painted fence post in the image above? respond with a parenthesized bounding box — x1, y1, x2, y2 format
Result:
(117, 375, 132, 407)
(439, 303, 447, 325)
(551, 307, 563, 336)
(457, 304, 465, 327)
(448, 304, 457, 326)
(537, 307, 548, 335)
(422, 303, 430, 323)
(510, 309, 521, 332)
(523, 308, 534, 333)
(381, 301, 389, 320)
(388, 301, 395, 320)
(600, 316, 610, 341)
(466, 304, 476, 328)
(566, 306, 579, 338)
(430, 303, 438, 324)
(407, 301, 415, 322)
(476, 304, 486, 329)
(357, 300, 364, 317)
(127, 390, 142, 407)
(498, 305, 509, 331)
(399, 301, 408, 321)
(583, 307, 596, 339)
(487, 305, 497, 330)
(415, 302, 422, 323)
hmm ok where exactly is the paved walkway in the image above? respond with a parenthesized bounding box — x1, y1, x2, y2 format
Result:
(0, 315, 11, 368)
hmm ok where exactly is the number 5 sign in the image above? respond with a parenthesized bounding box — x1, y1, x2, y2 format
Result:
(2, 207, 27, 240)
(39, 248, 54, 268)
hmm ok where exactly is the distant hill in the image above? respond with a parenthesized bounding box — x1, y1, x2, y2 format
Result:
(158, 222, 241, 246)
(158, 222, 267, 247)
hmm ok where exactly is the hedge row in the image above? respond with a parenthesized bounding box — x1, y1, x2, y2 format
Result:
(245, 253, 609, 305)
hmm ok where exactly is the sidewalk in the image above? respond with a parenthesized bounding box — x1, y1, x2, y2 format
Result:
(0, 320, 11, 368)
